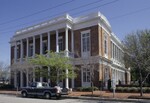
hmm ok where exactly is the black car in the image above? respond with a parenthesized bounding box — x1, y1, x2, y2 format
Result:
(21, 82, 61, 99)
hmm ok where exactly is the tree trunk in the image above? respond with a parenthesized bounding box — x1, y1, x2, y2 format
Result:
(91, 82, 94, 96)
(139, 73, 143, 96)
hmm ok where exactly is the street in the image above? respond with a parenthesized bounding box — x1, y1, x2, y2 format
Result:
(0, 94, 149, 103)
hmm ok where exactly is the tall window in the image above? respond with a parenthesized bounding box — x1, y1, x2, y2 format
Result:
(42, 40, 47, 54)
(83, 68, 91, 82)
(16, 46, 19, 59)
(29, 44, 33, 57)
(104, 33, 107, 54)
(58, 36, 63, 51)
(82, 32, 90, 52)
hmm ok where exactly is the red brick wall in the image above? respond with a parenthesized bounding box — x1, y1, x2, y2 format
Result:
(11, 46, 14, 64)
(74, 25, 99, 58)
(35, 38, 40, 54)
(50, 34, 56, 52)
(23, 41, 26, 58)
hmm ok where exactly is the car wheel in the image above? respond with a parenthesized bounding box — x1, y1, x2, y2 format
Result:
(45, 93, 51, 99)
(22, 91, 27, 97)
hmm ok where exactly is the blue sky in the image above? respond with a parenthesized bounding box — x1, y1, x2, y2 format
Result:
(0, 0, 150, 63)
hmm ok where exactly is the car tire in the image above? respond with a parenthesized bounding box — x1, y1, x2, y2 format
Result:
(44, 93, 51, 99)
(22, 91, 27, 97)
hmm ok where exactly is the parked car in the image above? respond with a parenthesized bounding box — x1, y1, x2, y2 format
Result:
(21, 82, 61, 99)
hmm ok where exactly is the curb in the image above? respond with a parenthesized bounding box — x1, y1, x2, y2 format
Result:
(62, 95, 150, 102)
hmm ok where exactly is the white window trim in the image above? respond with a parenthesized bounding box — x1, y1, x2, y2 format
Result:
(81, 66, 91, 87)
(58, 36, 63, 51)
(81, 30, 91, 58)
(104, 32, 108, 58)
(29, 43, 33, 57)
(42, 40, 48, 54)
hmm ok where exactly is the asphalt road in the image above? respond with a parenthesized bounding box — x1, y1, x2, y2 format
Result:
(0, 94, 149, 103)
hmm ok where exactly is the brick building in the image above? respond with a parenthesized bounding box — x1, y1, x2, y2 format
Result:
(10, 12, 130, 89)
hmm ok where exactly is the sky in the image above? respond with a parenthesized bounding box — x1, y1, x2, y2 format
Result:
(0, 0, 150, 64)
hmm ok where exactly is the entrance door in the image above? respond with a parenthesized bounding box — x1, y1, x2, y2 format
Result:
(82, 68, 91, 87)
(104, 68, 109, 89)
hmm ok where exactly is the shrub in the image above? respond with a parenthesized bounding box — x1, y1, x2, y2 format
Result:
(0, 84, 14, 90)
(76, 86, 99, 92)
(76, 87, 83, 91)
(130, 87, 138, 92)
(116, 87, 122, 92)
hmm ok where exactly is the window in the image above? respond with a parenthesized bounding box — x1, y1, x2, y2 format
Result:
(58, 36, 63, 51)
(42, 40, 47, 54)
(83, 68, 91, 82)
(16, 46, 19, 59)
(104, 33, 107, 54)
(82, 33, 90, 52)
(29, 44, 33, 57)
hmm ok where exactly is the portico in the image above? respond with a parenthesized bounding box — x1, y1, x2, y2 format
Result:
(11, 16, 74, 88)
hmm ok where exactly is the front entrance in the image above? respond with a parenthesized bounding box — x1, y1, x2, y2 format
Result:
(104, 68, 110, 89)
(82, 68, 91, 87)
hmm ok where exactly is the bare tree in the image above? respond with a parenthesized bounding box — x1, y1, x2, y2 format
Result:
(0, 61, 10, 84)
(123, 30, 150, 96)
(11, 60, 35, 86)
(79, 56, 99, 95)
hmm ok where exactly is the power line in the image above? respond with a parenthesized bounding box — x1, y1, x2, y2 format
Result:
(0, 0, 75, 25)
(72, 0, 118, 16)
(0, 0, 103, 31)
(109, 6, 150, 20)
(0, 0, 118, 33)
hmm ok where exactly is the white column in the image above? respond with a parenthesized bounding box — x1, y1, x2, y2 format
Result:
(20, 71, 23, 88)
(47, 32, 51, 84)
(48, 32, 50, 51)
(26, 38, 29, 58)
(65, 27, 69, 89)
(56, 30, 59, 52)
(71, 30, 74, 53)
(71, 30, 74, 88)
(26, 70, 29, 87)
(14, 71, 17, 88)
(56, 30, 59, 85)
(65, 28, 69, 55)
(14, 42, 17, 63)
(33, 36, 36, 82)
(40, 34, 43, 54)
(33, 36, 35, 57)
(20, 40, 23, 62)
(40, 35, 43, 82)
(112, 43, 113, 59)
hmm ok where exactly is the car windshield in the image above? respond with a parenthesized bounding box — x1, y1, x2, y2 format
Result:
(30, 82, 37, 87)
(42, 83, 49, 87)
